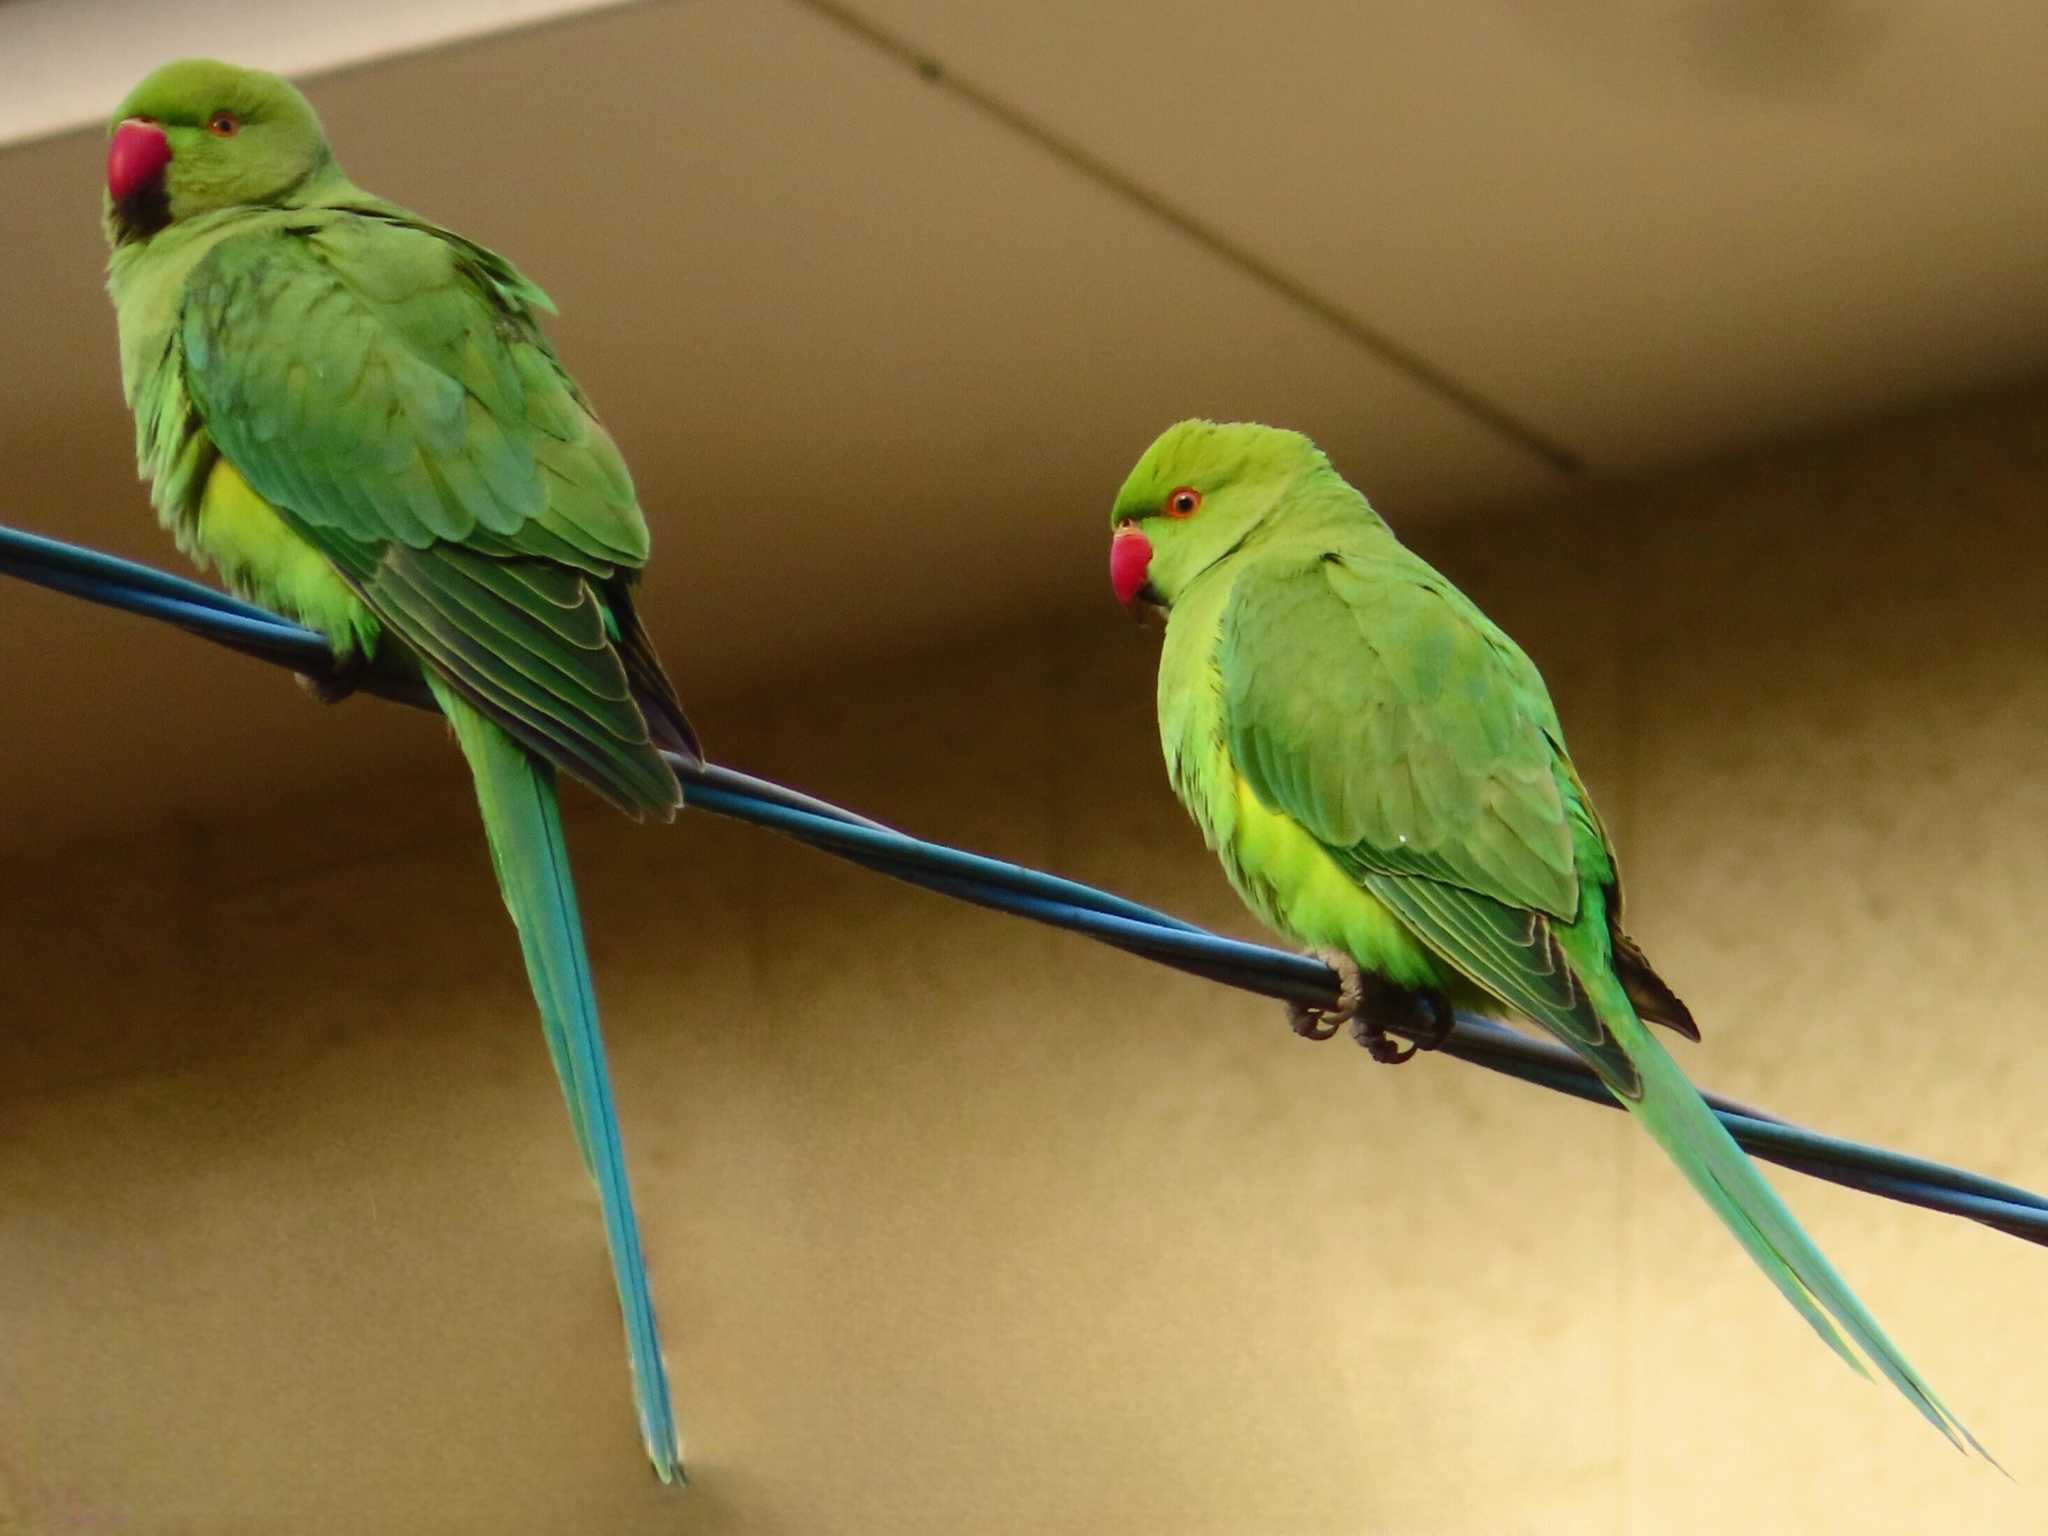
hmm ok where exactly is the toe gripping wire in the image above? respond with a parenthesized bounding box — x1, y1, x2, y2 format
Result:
(6, 519, 2046, 1249)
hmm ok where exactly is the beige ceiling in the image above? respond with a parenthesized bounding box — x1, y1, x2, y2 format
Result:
(854, 0, 2048, 467)
(1, 0, 2043, 854)
(0, 0, 636, 145)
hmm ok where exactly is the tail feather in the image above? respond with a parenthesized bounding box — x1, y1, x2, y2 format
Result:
(434, 678, 684, 1483)
(1617, 1014, 1997, 1468)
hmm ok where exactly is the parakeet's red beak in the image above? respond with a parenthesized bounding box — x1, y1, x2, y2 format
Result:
(1110, 521, 1153, 610)
(107, 118, 171, 203)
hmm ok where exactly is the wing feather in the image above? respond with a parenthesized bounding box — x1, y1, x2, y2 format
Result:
(1221, 553, 1577, 917)
(1219, 550, 1649, 1085)
(179, 208, 689, 813)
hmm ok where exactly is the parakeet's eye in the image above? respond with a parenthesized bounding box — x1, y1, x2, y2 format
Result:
(1165, 486, 1201, 518)
(208, 112, 241, 138)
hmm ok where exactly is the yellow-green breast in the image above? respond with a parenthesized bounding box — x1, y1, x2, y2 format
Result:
(1157, 566, 1449, 992)
(194, 459, 379, 657)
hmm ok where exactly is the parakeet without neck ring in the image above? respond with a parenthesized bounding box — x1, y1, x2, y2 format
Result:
(105, 58, 692, 1481)
(1109, 418, 1993, 1463)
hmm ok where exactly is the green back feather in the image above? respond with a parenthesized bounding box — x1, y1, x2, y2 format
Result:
(176, 207, 683, 814)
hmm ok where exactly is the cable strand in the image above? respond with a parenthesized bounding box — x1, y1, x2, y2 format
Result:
(5, 518, 2043, 1247)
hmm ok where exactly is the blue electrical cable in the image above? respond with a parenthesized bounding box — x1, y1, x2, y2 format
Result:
(6, 518, 2046, 1247)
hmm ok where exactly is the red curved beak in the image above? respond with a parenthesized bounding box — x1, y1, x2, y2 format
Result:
(1110, 521, 1154, 611)
(107, 118, 171, 203)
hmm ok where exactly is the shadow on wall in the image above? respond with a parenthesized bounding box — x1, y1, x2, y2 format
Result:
(1509, 0, 1892, 99)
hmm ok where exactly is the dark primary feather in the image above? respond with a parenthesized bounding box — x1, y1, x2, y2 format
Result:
(1611, 929, 1700, 1041)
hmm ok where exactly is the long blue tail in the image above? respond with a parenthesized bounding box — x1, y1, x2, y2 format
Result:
(434, 680, 683, 1482)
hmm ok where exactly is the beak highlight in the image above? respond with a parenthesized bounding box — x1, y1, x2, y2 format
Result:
(1110, 522, 1154, 611)
(107, 118, 171, 204)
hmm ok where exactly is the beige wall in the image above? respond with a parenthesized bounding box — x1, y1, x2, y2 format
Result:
(4, 385, 2046, 1533)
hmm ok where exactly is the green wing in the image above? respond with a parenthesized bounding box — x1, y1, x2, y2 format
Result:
(1219, 549, 1645, 1095)
(180, 206, 689, 815)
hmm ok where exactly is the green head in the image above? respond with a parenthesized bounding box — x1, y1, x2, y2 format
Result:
(1108, 419, 1340, 617)
(104, 59, 336, 246)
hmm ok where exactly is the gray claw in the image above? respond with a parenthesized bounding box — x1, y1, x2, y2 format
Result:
(1286, 949, 1363, 1042)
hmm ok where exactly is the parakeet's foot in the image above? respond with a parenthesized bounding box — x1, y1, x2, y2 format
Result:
(296, 650, 364, 704)
(1349, 979, 1456, 1066)
(1287, 949, 1362, 1041)
(1412, 987, 1456, 1051)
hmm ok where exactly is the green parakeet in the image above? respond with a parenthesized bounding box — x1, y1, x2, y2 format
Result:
(1109, 418, 1990, 1460)
(103, 60, 694, 1481)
